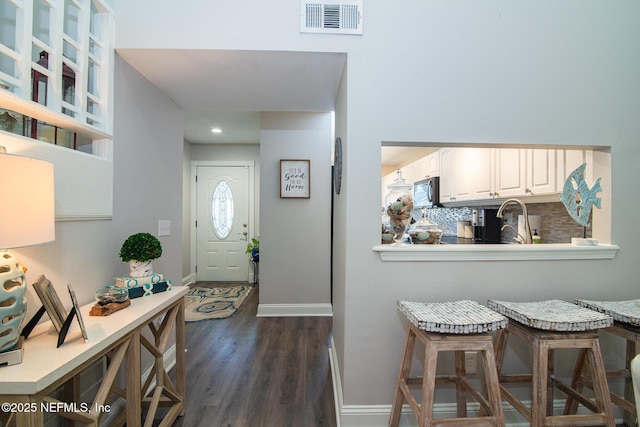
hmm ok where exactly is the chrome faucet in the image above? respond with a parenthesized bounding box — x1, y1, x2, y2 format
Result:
(496, 198, 532, 244)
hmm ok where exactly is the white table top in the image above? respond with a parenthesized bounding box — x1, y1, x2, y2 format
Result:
(0, 286, 188, 395)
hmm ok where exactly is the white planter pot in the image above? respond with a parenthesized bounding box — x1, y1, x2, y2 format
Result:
(129, 260, 153, 278)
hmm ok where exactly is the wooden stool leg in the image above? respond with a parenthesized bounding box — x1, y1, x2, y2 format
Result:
(454, 350, 468, 418)
(479, 329, 508, 418)
(547, 348, 555, 417)
(390, 327, 417, 427)
(480, 343, 506, 426)
(587, 340, 616, 427)
(420, 340, 438, 427)
(531, 339, 550, 427)
(494, 328, 509, 374)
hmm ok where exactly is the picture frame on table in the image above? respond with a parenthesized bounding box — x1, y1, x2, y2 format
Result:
(280, 159, 310, 199)
(68, 284, 89, 343)
(32, 275, 68, 333)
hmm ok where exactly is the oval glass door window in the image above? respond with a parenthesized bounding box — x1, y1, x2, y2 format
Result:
(212, 180, 234, 239)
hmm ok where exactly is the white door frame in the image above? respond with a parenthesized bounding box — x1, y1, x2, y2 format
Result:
(190, 160, 256, 283)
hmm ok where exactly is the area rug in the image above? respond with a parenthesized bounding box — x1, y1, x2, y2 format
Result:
(184, 286, 253, 322)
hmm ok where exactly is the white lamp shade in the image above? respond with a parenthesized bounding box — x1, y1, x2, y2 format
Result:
(0, 153, 55, 248)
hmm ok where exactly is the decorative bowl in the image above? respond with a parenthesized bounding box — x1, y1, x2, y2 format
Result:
(95, 287, 129, 304)
(408, 228, 443, 244)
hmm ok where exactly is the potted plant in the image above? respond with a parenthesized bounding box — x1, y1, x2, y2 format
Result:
(119, 232, 163, 277)
(246, 237, 259, 262)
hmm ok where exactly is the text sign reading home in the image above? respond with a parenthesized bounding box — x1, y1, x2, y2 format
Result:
(280, 159, 310, 198)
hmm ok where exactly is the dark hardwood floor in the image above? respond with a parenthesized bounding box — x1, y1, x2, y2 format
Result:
(169, 282, 337, 427)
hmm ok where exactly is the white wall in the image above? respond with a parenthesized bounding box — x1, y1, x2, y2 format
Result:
(258, 112, 332, 315)
(338, 3, 640, 411)
(110, 55, 184, 286)
(115, 0, 640, 422)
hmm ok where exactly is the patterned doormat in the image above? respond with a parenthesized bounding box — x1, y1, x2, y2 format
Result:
(184, 286, 253, 321)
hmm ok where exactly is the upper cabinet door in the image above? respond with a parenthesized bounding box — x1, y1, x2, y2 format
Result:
(439, 148, 455, 202)
(473, 148, 496, 200)
(439, 147, 473, 203)
(526, 149, 557, 196)
(426, 152, 440, 178)
(495, 148, 526, 198)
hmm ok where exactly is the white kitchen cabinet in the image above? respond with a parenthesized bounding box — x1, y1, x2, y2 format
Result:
(439, 148, 454, 201)
(557, 149, 594, 192)
(472, 148, 496, 200)
(526, 149, 557, 196)
(439, 148, 474, 203)
(400, 161, 421, 187)
(425, 152, 440, 178)
(382, 147, 591, 208)
(402, 151, 440, 182)
(495, 148, 527, 198)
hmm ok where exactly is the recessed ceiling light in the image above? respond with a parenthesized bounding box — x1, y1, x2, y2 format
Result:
(211, 128, 222, 133)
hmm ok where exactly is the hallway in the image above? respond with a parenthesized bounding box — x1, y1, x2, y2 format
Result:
(169, 283, 337, 426)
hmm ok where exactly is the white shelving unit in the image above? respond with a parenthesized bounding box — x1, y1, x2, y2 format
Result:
(0, 0, 115, 155)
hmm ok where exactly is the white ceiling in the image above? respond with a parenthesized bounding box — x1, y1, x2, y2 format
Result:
(117, 48, 424, 168)
(117, 49, 346, 144)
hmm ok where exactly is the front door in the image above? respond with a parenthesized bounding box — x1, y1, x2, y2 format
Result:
(196, 165, 251, 281)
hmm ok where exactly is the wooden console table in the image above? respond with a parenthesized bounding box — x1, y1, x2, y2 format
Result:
(0, 286, 188, 427)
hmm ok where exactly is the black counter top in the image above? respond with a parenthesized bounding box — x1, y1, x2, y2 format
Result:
(440, 236, 504, 245)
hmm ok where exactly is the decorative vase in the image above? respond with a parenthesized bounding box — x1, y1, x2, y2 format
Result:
(385, 170, 414, 245)
(251, 249, 259, 262)
(129, 260, 153, 278)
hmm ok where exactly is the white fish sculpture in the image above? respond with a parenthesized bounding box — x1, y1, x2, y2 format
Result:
(560, 163, 602, 227)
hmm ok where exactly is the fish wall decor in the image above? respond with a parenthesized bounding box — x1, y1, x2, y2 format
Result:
(560, 163, 602, 227)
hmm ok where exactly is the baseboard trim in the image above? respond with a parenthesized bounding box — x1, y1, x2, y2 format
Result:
(328, 341, 622, 426)
(329, 337, 343, 427)
(256, 303, 333, 317)
(182, 274, 195, 286)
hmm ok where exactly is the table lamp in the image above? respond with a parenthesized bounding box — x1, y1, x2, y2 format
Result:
(0, 148, 54, 363)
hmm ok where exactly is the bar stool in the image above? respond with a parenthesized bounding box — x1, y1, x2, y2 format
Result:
(567, 299, 640, 427)
(390, 300, 508, 427)
(487, 299, 615, 427)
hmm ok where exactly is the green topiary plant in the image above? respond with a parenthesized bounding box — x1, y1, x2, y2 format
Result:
(119, 232, 163, 262)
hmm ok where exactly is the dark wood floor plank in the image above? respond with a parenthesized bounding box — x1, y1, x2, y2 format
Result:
(168, 283, 337, 427)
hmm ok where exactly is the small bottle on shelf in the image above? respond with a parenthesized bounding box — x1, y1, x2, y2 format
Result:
(532, 229, 541, 244)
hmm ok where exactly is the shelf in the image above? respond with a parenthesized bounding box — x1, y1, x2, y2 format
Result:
(373, 243, 620, 262)
(0, 90, 112, 140)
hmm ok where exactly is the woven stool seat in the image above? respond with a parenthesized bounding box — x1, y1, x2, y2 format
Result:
(575, 298, 640, 327)
(487, 299, 613, 331)
(398, 300, 508, 334)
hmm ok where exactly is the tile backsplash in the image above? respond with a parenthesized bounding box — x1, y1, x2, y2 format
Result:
(411, 202, 590, 244)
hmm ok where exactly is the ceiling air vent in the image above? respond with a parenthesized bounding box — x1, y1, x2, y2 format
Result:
(301, 0, 363, 35)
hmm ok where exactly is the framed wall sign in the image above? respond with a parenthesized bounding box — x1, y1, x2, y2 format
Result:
(280, 159, 310, 198)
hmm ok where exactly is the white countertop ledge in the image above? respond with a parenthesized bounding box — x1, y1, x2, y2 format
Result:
(372, 243, 620, 262)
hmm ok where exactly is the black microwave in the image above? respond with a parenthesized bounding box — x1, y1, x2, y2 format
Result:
(413, 177, 441, 208)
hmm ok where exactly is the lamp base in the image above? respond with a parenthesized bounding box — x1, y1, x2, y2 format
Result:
(0, 336, 24, 366)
